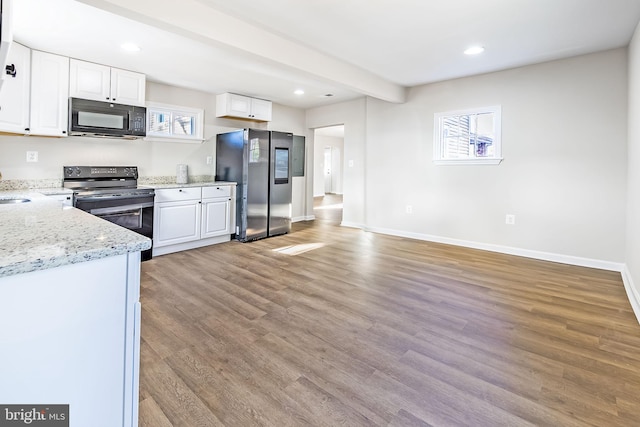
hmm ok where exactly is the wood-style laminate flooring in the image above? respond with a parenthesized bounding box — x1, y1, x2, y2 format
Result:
(139, 196, 640, 426)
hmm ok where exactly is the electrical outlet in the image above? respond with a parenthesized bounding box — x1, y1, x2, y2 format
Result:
(206, 156, 213, 165)
(505, 214, 516, 225)
(26, 151, 38, 162)
(348, 160, 354, 167)
(406, 205, 413, 214)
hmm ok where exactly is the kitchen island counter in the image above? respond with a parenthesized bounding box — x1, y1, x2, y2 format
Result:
(0, 191, 150, 278)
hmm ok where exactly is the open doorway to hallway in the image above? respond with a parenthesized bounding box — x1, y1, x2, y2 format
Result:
(313, 125, 344, 224)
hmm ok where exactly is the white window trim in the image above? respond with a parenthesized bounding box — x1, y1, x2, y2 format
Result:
(144, 101, 205, 144)
(433, 105, 503, 165)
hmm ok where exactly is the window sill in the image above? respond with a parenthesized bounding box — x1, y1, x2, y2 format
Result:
(144, 136, 204, 144)
(433, 158, 503, 165)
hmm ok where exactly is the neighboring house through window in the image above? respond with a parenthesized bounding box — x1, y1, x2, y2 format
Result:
(146, 102, 204, 143)
(433, 105, 502, 165)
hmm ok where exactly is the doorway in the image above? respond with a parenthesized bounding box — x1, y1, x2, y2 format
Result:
(313, 125, 345, 224)
(314, 125, 344, 197)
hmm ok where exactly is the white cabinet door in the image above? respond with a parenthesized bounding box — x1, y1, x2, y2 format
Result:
(154, 200, 201, 247)
(201, 198, 231, 238)
(47, 193, 73, 207)
(70, 59, 145, 106)
(215, 92, 251, 118)
(69, 58, 111, 102)
(110, 68, 145, 106)
(0, 43, 30, 134)
(250, 97, 272, 121)
(216, 92, 272, 121)
(30, 50, 69, 136)
(227, 93, 251, 117)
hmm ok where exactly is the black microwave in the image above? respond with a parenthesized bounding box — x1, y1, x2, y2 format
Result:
(69, 98, 146, 139)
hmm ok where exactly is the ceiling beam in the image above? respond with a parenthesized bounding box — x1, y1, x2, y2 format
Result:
(76, 0, 407, 104)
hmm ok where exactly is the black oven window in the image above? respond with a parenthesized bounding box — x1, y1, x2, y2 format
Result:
(100, 209, 143, 230)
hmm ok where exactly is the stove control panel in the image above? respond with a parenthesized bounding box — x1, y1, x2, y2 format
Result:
(63, 166, 139, 179)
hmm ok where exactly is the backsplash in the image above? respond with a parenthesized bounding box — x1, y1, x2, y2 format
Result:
(0, 179, 63, 191)
(0, 175, 219, 191)
(138, 175, 217, 186)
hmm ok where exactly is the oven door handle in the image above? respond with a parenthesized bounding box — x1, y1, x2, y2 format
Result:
(74, 194, 154, 203)
(89, 203, 153, 216)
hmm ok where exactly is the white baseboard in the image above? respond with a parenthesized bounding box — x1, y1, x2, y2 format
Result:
(340, 221, 366, 229)
(364, 225, 625, 272)
(152, 234, 230, 257)
(292, 215, 315, 223)
(622, 265, 640, 325)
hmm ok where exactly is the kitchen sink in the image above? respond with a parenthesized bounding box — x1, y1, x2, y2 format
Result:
(0, 198, 31, 204)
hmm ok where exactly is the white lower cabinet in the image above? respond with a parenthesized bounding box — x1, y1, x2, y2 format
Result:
(154, 187, 201, 247)
(0, 252, 142, 427)
(153, 184, 235, 256)
(46, 192, 73, 207)
(201, 185, 232, 238)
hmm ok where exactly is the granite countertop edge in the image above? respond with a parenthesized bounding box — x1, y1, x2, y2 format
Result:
(0, 239, 152, 279)
(0, 193, 151, 279)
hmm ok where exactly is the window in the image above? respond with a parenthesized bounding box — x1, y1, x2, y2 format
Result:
(434, 105, 502, 165)
(146, 102, 204, 143)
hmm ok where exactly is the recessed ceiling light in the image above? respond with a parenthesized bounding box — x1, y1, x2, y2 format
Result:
(464, 46, 485, 55)
(294, 89, 305, 95)
(121, 43, 141, 52)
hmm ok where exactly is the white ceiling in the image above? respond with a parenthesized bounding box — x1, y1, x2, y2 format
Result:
(13, 0, 640, 109)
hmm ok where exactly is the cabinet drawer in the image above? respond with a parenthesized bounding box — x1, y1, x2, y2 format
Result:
(155, 187, 202, 202)
(202, 185, 231, 199)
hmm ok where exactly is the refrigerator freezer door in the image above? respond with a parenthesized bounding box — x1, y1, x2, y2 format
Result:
(269, 131, 293, 237)
(216, 130, 246, 239)
(245, 129, 270, 241)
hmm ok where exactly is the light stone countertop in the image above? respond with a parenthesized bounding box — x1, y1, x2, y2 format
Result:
(143, 181, 237, 190)
(31, 187, 74, 195)
(0, 191, 151, 278)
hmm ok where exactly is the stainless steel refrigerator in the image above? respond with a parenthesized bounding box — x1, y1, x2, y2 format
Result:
(215, 129, 293, 242)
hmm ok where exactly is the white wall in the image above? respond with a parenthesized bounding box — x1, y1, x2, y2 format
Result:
(626, 23, 640, 317)
(0, 82, 306, 180)
(306, 49, 628, 266)
(306, 98, 367, 227)
(0, 83, 226, 180)
(267, 104, 308, 221)
(0, 81, 309, 223)
(365, 49, 628, 264)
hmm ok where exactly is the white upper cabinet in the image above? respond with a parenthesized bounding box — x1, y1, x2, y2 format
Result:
(0, 42, 31, 134)
(69, 59, 110, 102)
(69, 59, 145, 106)
(249, 97, 272, 121)
(30, 50, 69, 137)
(216, 92, 272, 121)
(110, 68, 146, 106)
